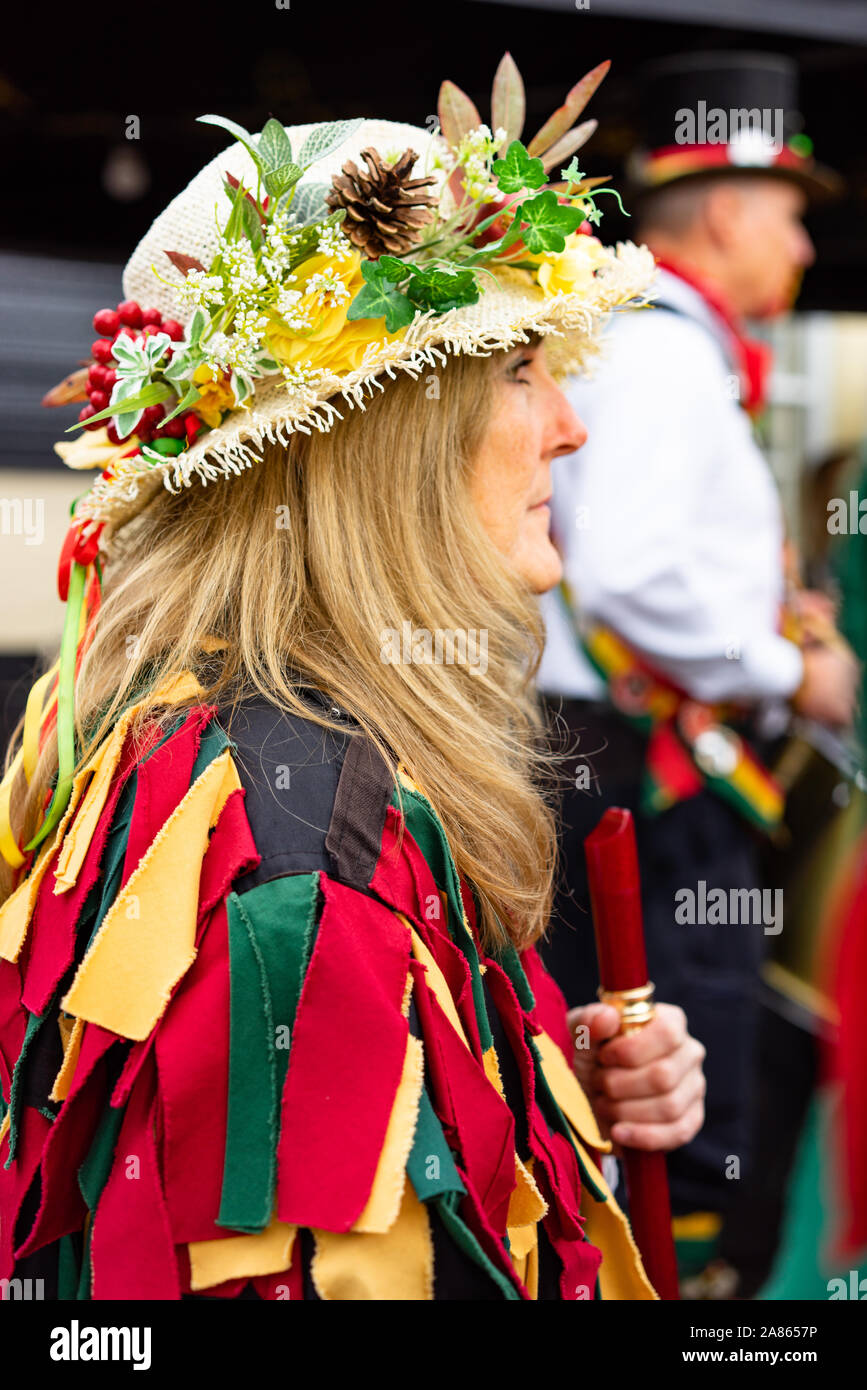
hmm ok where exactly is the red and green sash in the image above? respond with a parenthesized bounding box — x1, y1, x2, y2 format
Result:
(558, 583, 785, 833)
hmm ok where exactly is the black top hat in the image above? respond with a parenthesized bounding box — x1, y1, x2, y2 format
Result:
(627, 51, 841, 203)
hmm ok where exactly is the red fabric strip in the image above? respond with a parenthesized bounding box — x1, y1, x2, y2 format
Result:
(0, 957, 26, 1103)
(374, 807, 483, 1060)
(155, 899, 232, 1243)
(121, 705, 217, 885)
(0, 1106, 52, 1279)
(520, 945, 572, 1061)
(110, 784, 258, 1112)
(21, 724, 153, 1018)
(409, 956, 516, 1237)
(90, 1052, 181, 1299)
(13, 1023, 118, 1259)
(275, 875, 411, 1230)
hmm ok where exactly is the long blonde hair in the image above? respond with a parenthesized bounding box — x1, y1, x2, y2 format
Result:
(1, 350, 558, 950)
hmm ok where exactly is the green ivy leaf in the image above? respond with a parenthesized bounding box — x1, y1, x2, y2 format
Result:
(376, 255, 412, 284)
(560, 156, 584, 185)
(405, 266, 480, 313)
(515, 190, 583, 254)
(492, 140, 545, 194)
(297, 118, 365, 171)
(257, 118, 293, 172)
(346, 260, 415, 333)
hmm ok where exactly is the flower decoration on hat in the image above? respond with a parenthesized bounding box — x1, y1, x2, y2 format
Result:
(46, 53, 635, 504)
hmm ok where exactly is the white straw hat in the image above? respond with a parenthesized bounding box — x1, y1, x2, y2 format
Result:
(50, 64, 656, 538)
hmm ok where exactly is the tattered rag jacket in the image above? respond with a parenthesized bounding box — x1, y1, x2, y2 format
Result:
(0, 672, 654, 1300)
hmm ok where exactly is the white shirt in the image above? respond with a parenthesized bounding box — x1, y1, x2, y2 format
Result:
(538, 269, 804, 705)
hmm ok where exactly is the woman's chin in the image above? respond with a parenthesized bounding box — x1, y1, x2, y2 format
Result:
(512, 533, 563, 595)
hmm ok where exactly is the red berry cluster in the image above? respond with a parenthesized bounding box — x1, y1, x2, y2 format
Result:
(78, 299, 200, 447)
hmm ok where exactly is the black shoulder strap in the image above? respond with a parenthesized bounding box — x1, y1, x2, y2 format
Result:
(325, 735, 394, 887)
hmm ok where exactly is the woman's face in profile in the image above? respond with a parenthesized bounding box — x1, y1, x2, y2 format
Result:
(469, 339, 587, 595)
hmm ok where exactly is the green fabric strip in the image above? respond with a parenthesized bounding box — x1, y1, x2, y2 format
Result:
(75, 1101, 126, 1301)
(5, 1010, 45, 1165)
(392, 785, 493, 1053)
(434, 1191, 521, 1300)
(57, 1234, 80, 1300)
(407, 1087, 465, 1202)
(219, 873, 320, 1234)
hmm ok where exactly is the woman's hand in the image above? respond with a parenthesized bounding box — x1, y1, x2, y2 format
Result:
(566, 1001, 706, 1152)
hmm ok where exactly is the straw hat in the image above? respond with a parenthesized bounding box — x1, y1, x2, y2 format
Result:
(49, 57, 655, 539)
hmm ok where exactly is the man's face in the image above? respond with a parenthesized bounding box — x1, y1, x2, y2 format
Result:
(728, 178, 815, 318)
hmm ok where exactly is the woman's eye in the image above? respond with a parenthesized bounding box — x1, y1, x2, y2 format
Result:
(508, 356, 535, 383)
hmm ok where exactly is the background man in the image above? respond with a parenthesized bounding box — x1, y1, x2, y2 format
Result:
(538, 52, 858, 1280)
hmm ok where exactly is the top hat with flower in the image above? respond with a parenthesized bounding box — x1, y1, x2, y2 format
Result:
(0, 52, 655, 871)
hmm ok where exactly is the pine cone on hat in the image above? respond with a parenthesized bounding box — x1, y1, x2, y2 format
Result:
(326, 147, 437, 258)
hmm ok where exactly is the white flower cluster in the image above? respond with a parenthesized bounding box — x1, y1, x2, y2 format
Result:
(316, 224, 352, 261)
(173, 270, 225, 312)
(281, 361, 323, 401)
(260, 222, 301, 281)
(305, 270, 351, 308)
(220, 238, 268, 301)
(454, 125, 509, 201)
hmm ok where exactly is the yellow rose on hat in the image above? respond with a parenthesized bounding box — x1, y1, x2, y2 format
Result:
(191, 364, 242, 427)
(536, 232, 610, 297)
(264, 250, 406, 377)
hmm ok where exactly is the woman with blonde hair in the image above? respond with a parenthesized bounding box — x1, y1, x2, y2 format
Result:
(0, 61, 705, 1300)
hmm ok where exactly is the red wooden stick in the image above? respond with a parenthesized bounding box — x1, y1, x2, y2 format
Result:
(584, 807, 680, 1300)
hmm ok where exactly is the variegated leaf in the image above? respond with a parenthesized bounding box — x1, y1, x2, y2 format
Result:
(541, 119, 598, 173)
(491, 51, 525, 151)
(257, 118, 293, 172)
(285, 182, 331, 226)
(437, 80, 482, 148)
(297, 118, 365, 171)
(526, 60, 610, 157)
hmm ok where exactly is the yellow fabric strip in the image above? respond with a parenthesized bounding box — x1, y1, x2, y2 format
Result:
(188, 1214, 297, 1291)
(570, 1130, 657, 1300)
(0, 669, 208, 949)
(61, 748, 242, 1040)
(533, 1028, 610, 1154)
(0, 1110, 9, 1149)
(312, 1179, 434, 1301)
(54, 669, 207, 894)
(482, 1044, 505, 1097)
(508, 1155, 547, 1232)
(0, 821, 67, 962)
(406, 921, 470, 1049)
(352, 1032, 424, 1235)
(50, 1016, 85, 1102)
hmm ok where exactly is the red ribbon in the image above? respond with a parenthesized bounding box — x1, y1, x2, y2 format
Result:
(652, 255, 773, 415)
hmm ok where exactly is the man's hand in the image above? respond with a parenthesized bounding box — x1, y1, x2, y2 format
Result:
(793, 643, 859, 730)
(567, 1001, 706, 1152)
